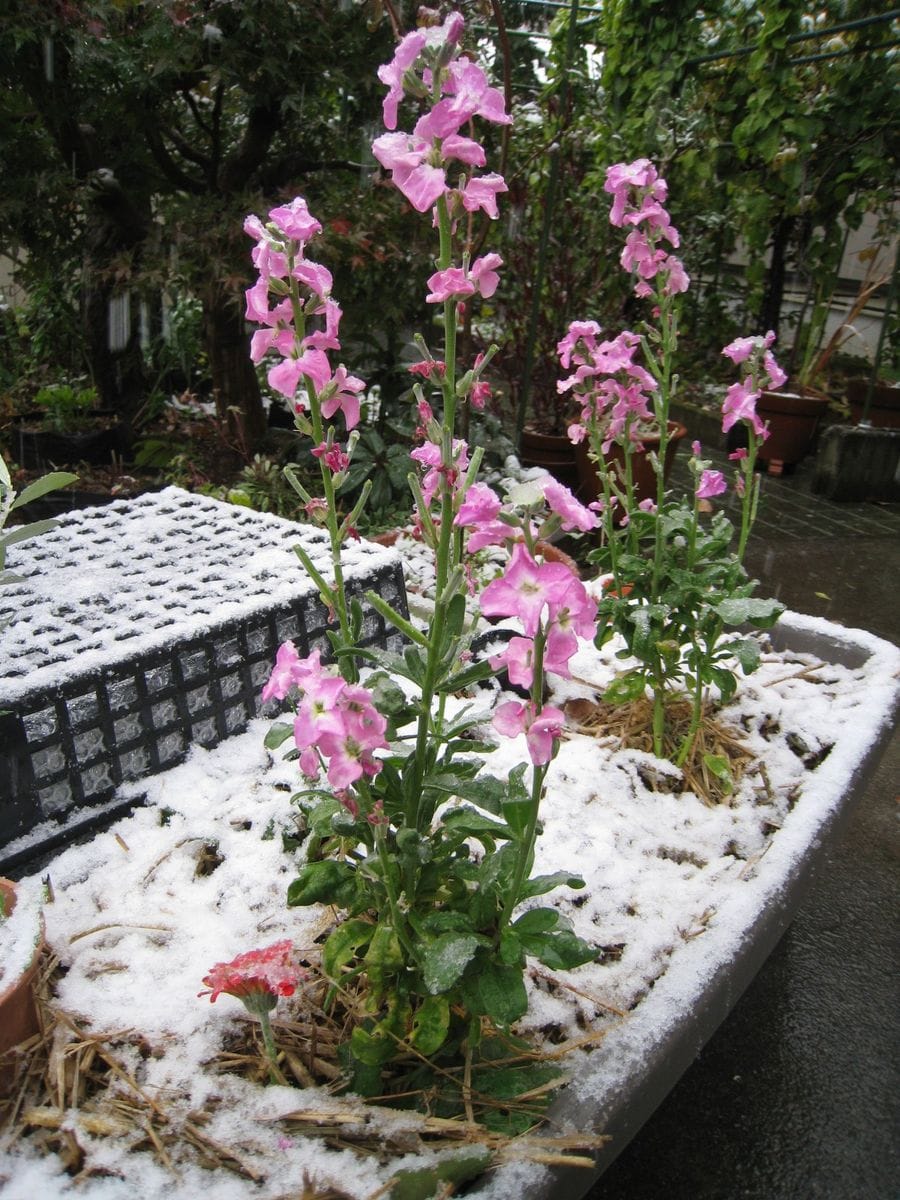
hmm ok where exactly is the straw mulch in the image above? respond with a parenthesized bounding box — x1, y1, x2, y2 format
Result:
(0, 950, 609, 1192)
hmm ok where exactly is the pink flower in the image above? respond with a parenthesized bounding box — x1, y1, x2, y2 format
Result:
(268, 198, 322, 244)
(725, 329, 776, 362)
(722, 377, 767, 437)
(764, 350, 787, 389)
(480, 542, 576, 637)
(311, 441, 349, 474)
(408, 359, 446, 379)
(317, 687, 389, 789)
(441, 134, 487, 167)
(416, 59, 510, 140)
(426, 266, 474, 304)
(454, 482, 502, 527)
(469, 253, 503, 298)
(696, 469, 727, 499)
(377, 30, 428, 130)
(320, 365, 366, 430)
(541, 477, 599, 532)
(268, 348, 332, 399)
(461, 173, 508, 219)
(425, 254, 502, 304)
(492, 700, 565, 766)
(371, 132, 448, 213)
(721, 335, 757, 365)
(490, 635, 536, 689)
(199, 940, 304, 1006)
(261, 641, 305, 703)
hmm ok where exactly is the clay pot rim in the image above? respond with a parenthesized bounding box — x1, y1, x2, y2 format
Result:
(0, 878, 45, 1004)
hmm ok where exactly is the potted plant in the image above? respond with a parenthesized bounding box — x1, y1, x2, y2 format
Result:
(11, 379, 127, 472)
(747, 240, 893, 474)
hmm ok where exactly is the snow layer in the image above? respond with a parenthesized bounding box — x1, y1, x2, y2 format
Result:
(0, 610, 896, 1200)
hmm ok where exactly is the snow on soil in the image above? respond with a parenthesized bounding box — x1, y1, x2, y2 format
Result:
(0, 574, 897, 1200)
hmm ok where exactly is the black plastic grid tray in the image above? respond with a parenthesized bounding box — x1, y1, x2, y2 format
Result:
(0, 489, 408, 871)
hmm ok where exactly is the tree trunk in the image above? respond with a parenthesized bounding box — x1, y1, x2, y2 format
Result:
(202, 286, 267, 452)
(81, 180, 153, 438)
(758, 214, 795, 338)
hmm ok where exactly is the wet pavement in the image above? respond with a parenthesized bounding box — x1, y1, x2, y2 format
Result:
(587, 451, 900, 1199)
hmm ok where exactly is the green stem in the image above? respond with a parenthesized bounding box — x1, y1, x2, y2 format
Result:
(500, 627, 548, 929)
(257, 1009, 287, 1086)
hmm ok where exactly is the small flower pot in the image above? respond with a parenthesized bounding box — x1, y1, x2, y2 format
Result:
(750, 390, 829, 475)
(845, 379, 900, 429)
(519, 426, 581, 492)
(0, 878, 44, 1096)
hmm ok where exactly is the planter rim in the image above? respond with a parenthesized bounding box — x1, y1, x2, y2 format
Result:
(472, 610, 899, 1199)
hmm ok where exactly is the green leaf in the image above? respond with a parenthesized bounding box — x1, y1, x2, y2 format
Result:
(501, 794, 532, 839)
(287, 860, 357, 908)
(365, 922, 405, 987)
(703, 753, 734, 795)
(409, 994, 450, 1056)
(388, 1151, 492, 1200)
(518, 927, 596, 972)
(11, 471, 78, 509)
(499, 927, 523, 966)
(441, 806, 512, 841)
(461, 961, 528, 1026)
(263, 722, 294, 749)
(422, 932, 484, 994)
(322, 918, 373, 978)
(0, 518, 60, 548)
(512, 907, 563, 935)
(518, 871, 585, 900)
(447, 773, 507, 815)
(604, 670, 648, 705)
(713, 597, 784, 627)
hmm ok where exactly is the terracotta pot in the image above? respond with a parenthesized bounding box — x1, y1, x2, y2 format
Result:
(845, 379, 900, 429)
(575, 421, 689, 512)
(0, 878, 43, 1095)
(519, 426, 581, 492)
(754, 390, 829, 475)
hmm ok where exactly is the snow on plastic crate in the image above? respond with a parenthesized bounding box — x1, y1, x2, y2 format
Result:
(0, 487, 408, 868)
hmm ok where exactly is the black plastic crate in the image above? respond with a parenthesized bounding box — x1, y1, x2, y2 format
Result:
(0, 488, 408, 871)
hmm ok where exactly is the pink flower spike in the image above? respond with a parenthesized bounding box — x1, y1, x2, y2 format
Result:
(691, 440, 702, 456)
(696, 469, 727, 500)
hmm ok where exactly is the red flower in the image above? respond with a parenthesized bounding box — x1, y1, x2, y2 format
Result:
(199, 939, 304, 1007)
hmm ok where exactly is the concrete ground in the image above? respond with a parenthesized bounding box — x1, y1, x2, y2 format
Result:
(587, 452, 900, 1200)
